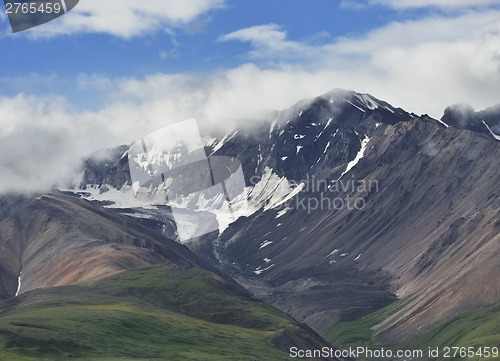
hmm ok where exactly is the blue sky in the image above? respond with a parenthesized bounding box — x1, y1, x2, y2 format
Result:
(1, 1, 499, 111)
(0, 0, 500, 192)
(1, 1, 396, 77)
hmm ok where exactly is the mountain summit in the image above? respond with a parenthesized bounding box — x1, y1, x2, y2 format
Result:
(442, 103, 500, 140)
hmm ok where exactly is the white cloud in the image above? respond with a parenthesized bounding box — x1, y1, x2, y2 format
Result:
(219, 24, 324, 61)
(328, 11, 500, 113)
(0, 94, 116, 193)
(0, 66, 345, 193)
(375, 0, 499, 9)
(159, 49, 179, 60)
(220, 24, 289, 49)
(340, 1, 369, 10)
(26, 0, 225, 38)
(344, 0, 499, 9)
(219, 10, 500, 116)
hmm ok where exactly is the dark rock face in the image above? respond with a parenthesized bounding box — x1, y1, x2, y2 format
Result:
(79, 145, 131, 190)
(442, 103, 500, 139)
(442, 104, 480, 131)
(480, 103, 500, 134)
(207, 89, 413, 184)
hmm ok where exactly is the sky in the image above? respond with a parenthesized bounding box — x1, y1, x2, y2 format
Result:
(0, 0, 500, 192)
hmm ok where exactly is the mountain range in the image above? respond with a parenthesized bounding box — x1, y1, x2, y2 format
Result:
(0, 88, 499, 359)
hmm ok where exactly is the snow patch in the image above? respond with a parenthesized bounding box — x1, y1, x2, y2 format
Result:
(15, 272, 21, 297)
(275, 207, 290, 219)
(323, 141, 331, 154)
(257, 144, 263, 165)
(294, 134, 306, 140)
(338, 135, 371, 179)
(353, 253, 362, 261)
(211, 130, 240, 154)
(296, 146, 303, 154)
(436, 118, 450, 128)
(483, 120, 500, 141)
(259, 240, 273, 249)
(325, 117, 333, 129)
(315, 117, 334, 141)
(249, 168, 293, 209)
(344, 99, 365, 112)
(254, 264, 275, 275)
(65, 183, 158, 209)
(327, 249, 340, 257)
(269, 112, 280, 138)
(356, 94, 380, 110)
(204, 136, 218, 148)
(265, 183, 305, 211)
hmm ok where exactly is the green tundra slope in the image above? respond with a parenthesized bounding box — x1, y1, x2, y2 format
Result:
(405, 302, 500, 361)
(326, 300, 500, 361)
(0, 264, 340, 361)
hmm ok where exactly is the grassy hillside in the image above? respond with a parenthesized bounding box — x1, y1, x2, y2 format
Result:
(0, 264, 335, 361)
(325, 299, 408, 348)
(326, 300, 500, 361)
(405, 303, 500, 361)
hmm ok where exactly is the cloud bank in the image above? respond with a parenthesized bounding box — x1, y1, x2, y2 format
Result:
(219, 10, 500, 115)
(1, 7, 499, 193)
(2, 0, 226, 38)
(342, 0, 500, 10)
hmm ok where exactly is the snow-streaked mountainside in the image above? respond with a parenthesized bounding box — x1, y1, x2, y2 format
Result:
(59, 88, 500, 344)
(65, 89, 412, 240)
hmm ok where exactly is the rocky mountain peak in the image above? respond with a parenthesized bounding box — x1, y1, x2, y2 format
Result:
(442, 102, 500, 140)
